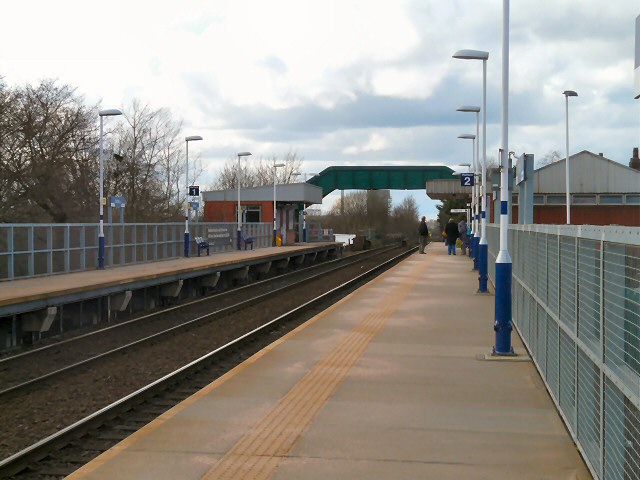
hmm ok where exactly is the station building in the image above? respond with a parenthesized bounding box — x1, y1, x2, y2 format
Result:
(202, 183, 323, 244)
(509, 150, 640, 226)
(426, 149, 640, 227)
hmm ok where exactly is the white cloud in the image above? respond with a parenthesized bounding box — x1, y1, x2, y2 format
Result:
(0, 0, 637, 219)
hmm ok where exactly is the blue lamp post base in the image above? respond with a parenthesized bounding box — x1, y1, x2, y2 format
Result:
(237, 230, 242, 250)
(184, 232, 190, 258)
(478, 243, 488, 293)
(98, 236, 105, 269)
(472, 236, 480, 270)
(493, 260, 514, 355)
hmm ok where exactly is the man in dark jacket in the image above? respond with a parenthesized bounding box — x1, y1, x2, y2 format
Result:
(418, 216, 429, 254)
(444, 218, 460, 255)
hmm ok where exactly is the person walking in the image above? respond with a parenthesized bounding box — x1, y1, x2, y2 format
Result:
(418, 216, 429, 254)
(458, 219, 469, 256)
(444, 218, 460, 255)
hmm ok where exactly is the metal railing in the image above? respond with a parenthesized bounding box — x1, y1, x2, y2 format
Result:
(0, 222, 272, 280)
(487, 224, 640, 480)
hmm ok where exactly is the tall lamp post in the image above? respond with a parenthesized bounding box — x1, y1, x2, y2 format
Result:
(456, 106, 481, 270)
(302, 173, 318, 242)
(453, 49, 489, 292)
(493, 0, 514, 355)
(236, 151, 252, 250)
(273, 161, 285, 246)
(98, 108, 123, 269)
(184, 135, 203, 257)
(563, 90, 578, 225)
(458, 134, 476, 249)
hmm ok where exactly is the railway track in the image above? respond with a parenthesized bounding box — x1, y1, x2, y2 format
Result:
(0, 245, 416, 478)
(0, 245, 394, 395)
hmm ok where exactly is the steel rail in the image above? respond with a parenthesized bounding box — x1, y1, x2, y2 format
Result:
(0, 246, 416, 477)
(0, 245, 401, 397)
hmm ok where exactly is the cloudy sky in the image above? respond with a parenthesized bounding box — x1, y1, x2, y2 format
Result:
(2, 0, 638, 219)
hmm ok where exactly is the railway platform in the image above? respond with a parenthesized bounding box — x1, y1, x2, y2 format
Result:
(67, 243, 592, 480)
(0, 243, 341, 349)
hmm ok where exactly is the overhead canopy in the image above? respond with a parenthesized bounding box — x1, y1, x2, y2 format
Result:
(307, 166, 455, 197)
(202, 182, 323, 206)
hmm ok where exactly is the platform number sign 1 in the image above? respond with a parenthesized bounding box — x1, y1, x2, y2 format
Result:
(189, 185, 199, 197)
(460, 173, 474, 187)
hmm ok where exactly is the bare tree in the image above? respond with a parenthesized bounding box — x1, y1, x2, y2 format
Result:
(390, 195, 419, 240)
(538, 150, 562, 166)
(212, 149, 303, 190)
(107, 100, 184, 221)
(0, 79, 98, 222)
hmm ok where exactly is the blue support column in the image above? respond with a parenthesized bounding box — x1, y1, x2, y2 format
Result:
(184, 231, 190, 257)
(237, 229, 242, 250)
(98, 234, 105, 269)
(478, 230, 488, 293)
(473, 229, 480, 270)
(494, 258, 513, 354)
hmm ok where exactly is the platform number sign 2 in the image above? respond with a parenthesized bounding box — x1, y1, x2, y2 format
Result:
(460, 173, 474, 187)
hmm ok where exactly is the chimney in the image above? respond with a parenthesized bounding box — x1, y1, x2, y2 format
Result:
(631, 147, 640, 171)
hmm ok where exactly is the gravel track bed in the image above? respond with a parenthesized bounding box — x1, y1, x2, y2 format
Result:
(0, 251, 372, 389)
(0, 246, 407, 461)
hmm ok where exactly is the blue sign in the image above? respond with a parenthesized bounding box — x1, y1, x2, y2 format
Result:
(189, 201, 199, 210)
(189, 185, 199, 196)
(515, 154, 526, 185)
(109, 196, 126, 207)
(460, 173, 474, 187)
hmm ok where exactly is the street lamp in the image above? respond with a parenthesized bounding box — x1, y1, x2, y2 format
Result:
(273, 161, 285, 246)
(453, 49, 489, 293)
(458, 134, 476, 251)
(493, 0, 514, 355)
(563, 90, 578, 224)
(457, 106, 481, 270)
(301, 173, 317, 242)
(236, 151, 252, 250)
(98, 108, 123, 269)
(184, 135, 203, 257)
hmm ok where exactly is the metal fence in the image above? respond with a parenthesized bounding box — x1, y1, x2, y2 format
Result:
(487, 223, 640, 480)
(0, 222, 272, 280)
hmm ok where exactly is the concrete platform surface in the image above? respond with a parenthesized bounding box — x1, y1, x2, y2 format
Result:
(0, 244, 335, 308)
(67, 244, 592, 480)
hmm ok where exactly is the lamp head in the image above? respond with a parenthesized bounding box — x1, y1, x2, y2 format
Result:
(452, 49, 489, 61)
(457, 105, 480, 113)
(185, 135, 203, 142)
(274, 163, 285, 168)
(99, 108, 123, 117)
(563, 90, 578, 97)
(458, 134, 476, 140)
(237, 152, 252, 158)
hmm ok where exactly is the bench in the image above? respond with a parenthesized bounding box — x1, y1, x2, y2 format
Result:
(242, 234, 254, 250)
(194, 236, 210, 256)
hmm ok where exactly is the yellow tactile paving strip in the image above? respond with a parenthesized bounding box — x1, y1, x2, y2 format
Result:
(200, 255, 431, 480)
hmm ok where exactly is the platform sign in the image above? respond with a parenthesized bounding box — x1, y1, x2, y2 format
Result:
(189, 185, 199, 196)
(189, 201, 199, 210)
(207, 226, 234, 247)
(109, 196, 126, 208)
(451, 209, 467, 213)
(460, 173, 474, 187)
(515, 154, 526, 185)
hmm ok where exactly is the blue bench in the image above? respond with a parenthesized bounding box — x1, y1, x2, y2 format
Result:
(243, 234, 254, 250)
(194, 236, 210, 256)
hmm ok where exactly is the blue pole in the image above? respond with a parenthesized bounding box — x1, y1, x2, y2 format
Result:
(472, 223, 479, 270)
(494, 0, 514, 355)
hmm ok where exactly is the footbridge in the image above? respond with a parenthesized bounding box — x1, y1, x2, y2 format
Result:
(307, 165, 455, 197)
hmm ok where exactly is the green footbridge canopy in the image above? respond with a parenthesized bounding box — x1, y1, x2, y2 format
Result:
(306, 166, 455, 197)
